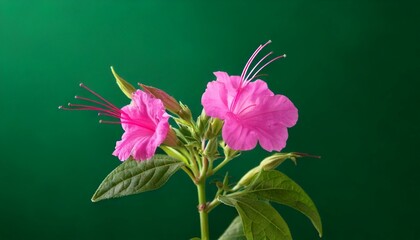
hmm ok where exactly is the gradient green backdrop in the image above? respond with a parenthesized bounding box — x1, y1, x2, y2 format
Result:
(1, 1, 419, 239)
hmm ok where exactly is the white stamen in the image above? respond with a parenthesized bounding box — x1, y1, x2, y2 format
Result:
(245, 51, 273, 82)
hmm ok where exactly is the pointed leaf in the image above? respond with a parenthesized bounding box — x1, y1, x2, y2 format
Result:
(92, 155, 184, 202)
(247, 170, 322, 237)
(219, 216, 246, 240)
(110, 66, 136, 99)
(218, 196, 292, 240)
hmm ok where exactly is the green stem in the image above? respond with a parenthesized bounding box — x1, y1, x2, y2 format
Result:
(197, 182, 209, 240)
(206, 198, 221, 213)
(200, 156, 209, 182)
(188, 148, 200, 178)
(209, 156, 231, 176)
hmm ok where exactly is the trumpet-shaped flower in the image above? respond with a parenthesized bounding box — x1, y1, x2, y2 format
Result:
(113, 90, 170, 161)
(201, 41, 298, 151)
(60, 84, 169, 161)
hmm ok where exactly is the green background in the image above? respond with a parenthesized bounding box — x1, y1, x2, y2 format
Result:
(1, 0, 419, 239)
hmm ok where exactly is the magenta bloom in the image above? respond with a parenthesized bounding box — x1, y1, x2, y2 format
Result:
(60, 85, 169, 161)
(113, 90, 169, 161)
(201, 41, 298, 152)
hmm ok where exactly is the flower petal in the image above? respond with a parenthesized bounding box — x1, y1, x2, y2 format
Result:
(113, 129, 154, 160)
(239, 94, 298, 151)
(240, 94, 298, 127)
(222, 113, 258, 151)
(201, 72, 230, 119)
(230, 79, 273, 115)
(257, 125, 288, 152)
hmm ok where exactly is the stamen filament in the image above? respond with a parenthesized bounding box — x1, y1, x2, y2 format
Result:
(58, 106, 73, 110)
(79, 83, 120, 112)
(240, 40, 272, 81)
(99, 120, 122, 124)
(59, 84, 156, 131)
(68, 103, 119, 115)
(75, 95, 119, 113)
(66, 104, 121, 119)
(98, 112, 121, 118)
(248, 54, 285, 81)
(241, 44, 263, 80)
(244, 51, 273, 82)
(229, 41, 284, 113)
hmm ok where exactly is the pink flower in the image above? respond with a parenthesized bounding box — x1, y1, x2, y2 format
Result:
(60, 84, 169, 161)
(113, 90, 170, 161)
(201, 41, 298, 152)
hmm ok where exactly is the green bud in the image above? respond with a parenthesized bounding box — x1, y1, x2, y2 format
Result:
(222, 144, 240, 159)
(197, 110, 210, 136)
(259, 153, 298, 170)
(204, 138, 219, 159)
(205, 118, 223, 139)
(110, 66, 136, 99)
(178, 102, 193, 122)
(234, 166, 261, 190)
(176, 123, 194, 140)
(232, 152, 319, 191)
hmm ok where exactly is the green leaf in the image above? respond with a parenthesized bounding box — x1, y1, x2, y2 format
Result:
(218, 196, 292, 240)
(91, 154, 184, 202)
(247, 170, 323, 237)
(218, 216, 246, 240)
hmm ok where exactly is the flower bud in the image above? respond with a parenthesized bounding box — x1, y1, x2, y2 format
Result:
(110, 66, 136, 99)
(139, 83, 182, 114)
(234, 166, 261, 190)
(204, 138, 219, 159)
(232, 152, 319, 191)
(259, 153, 298, 170)
(205, 118, 223, 139)
(178, 102, 193, 122)
(197, 110, 210, 136)
(222, 143, 240, 159)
